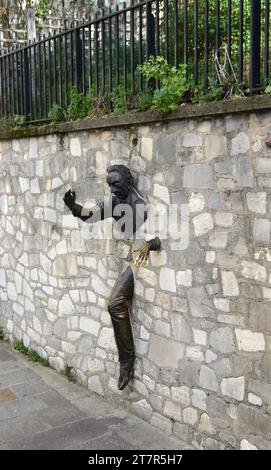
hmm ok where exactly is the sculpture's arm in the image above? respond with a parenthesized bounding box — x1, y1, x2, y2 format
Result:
(63, 189, 106, 223)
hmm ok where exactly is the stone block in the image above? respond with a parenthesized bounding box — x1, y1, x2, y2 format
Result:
(235, 328, 265, 352)
(209, 327, 235, 354)
(253, 218, 270, 245)
(132, 399, 153, 420)
(183, 133, 202, 147)
(153, 184, 170, 204)
(221, 271, 239, 297)
(231, 132, 250, 155)
(205, 134, 227, 160)
(241, 261, 266, 282)
(237, 156, 254, 188)
(171, 386, 190, 406)
(183, 164, 213, 189)
(221, 376, 245, 401)
(148, 334, 184, 368)
(183, 407, 198, 425)
(246, 192, 266, 214)
(193, 213, 214, 236)
(191, 389, 206, 410)
(188, 286, 214, 318)
(189, 192, 205, 213)
(171, 314, 191, 343)
(164, 400, 182, 421)
(88, 376, 104, 396)
(209, 232, 228, 249)
(159, 267, 176, 293)
(199, 365, 218, 392)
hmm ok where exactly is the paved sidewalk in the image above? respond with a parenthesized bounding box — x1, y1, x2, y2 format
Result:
(0, 341, 192, 450)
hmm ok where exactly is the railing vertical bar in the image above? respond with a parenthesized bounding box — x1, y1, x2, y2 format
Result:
(12, 50, 16, 116)
(139, 4, 143, 92)
(239, 0, 244, 84)
(227, 0, 232, 68)
(174, 0, 179, 68)
(0, 58, 5, 116)
(109, 10, 113, 93)
(250, 0, 261, 90)
(48, 37, 52, 111)
(101, 18, 106, 95)
(43, 36, 48, 117)
(164, 0, 169, 62)
(184, 0, 188, 74)
(64, 30, 68, 107)
(194, 0, 199, 85)
(130, 1, 135, 94)
(20, 49, 24, 117)
(95, 20, 99, 95)
(123, 10, 127, 91)
(82, 27, 86, 94)
(39, 39, 43, 119)
(264, 0, 270, 81)
(204, 0, 209, 89)
(116, 8, 120, 87)
(215, 0, 220, 64)
(88, 24, 93, 90)
(70, 28, 74, 87)
(53, 36, 57, 105)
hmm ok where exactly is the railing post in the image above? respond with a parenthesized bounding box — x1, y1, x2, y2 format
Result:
(146, 1, 155, 59)
(23, 48, 31, 120)
(250, 0, 261, 91)
(146, 1, 155, 92)
(75, 28, 83, 92)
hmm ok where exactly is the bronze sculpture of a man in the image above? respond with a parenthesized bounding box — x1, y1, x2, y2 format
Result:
(64, 165, 160, 390)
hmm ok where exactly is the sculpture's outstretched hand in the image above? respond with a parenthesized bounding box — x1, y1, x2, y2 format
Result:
(63, 189, 76, 210)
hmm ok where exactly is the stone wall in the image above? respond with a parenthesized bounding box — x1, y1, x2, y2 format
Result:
(0, 106, 271, 450)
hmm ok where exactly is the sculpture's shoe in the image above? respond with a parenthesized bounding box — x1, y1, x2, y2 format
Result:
(118, 358, 135, 390)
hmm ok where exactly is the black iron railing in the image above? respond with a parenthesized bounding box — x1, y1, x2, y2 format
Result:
(0, 1, 270, 123)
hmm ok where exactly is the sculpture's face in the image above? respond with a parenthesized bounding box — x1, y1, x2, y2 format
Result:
(106, 170, 130, 200)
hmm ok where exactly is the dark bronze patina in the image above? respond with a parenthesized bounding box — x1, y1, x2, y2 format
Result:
(64, 164, 160, 390)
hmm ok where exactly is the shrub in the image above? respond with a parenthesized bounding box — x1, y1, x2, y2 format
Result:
(48, 103, 66, 123)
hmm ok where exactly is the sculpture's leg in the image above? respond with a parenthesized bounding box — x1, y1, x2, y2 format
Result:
(108, 266, 135, 390)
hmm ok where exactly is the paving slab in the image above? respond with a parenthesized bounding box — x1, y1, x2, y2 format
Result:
(0, 342, 193, 450)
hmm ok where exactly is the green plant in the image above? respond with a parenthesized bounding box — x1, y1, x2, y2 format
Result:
(13, 114, 26, 128)
(111, 85, 132, 116)
(137, 56, 188, 115)
(67, 86, 95, 120)
(132, 92, 153, 112)
(48, 103, 66, 123)
(265, 84, 271, 94)
(13, 340, 49, 366)
(0, 327, 5, 340)
(62, 364, 76, 382)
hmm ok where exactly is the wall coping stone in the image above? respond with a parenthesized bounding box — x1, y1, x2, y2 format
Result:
(0, 94, 271, 141)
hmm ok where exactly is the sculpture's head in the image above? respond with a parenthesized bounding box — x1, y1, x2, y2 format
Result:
(106, 165, 134, 200)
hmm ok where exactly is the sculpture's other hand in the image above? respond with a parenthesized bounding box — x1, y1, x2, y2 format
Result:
(63, 189, 76, 209)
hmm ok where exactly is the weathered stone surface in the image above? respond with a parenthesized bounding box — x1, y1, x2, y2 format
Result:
(159, 268, 176, 293)
(231, 132, 250, 155)
(199, 366, 218, 392)
(132, 399, 153, 420)
(209, 327, 235, 354)
(164, 400, 182, 421)
(183, 164, 213, 189)
(253, 218, 270, 245)
(171, 314, 191, 343)
(221, 271, 239, 297)
(241, 261, 266, 282)
(237, 156, 254, 188)
(246, 192, 266, 214)
(148, 334, 184, 368)
(240, 439, 258, 450)
(193, 213, 214, 237)
(188, 287, 214, 318)
(221, 376, 245, 401)
(235, 329, 265, 352)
